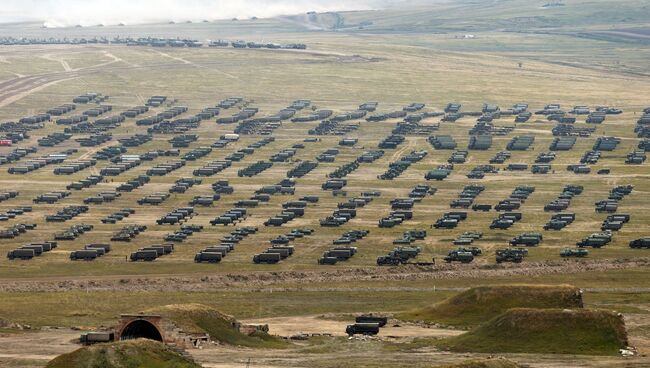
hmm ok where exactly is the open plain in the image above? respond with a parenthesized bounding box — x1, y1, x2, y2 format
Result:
(0, 1, 649, 367)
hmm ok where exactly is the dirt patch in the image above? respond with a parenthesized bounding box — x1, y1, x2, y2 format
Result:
(243, 315, 463, 338)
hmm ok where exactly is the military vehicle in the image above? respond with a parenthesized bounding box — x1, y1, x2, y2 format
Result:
(577, 231, 613, 248)
(560, 248, 589, 257)
(456, 247, 482, 256)
(393, 246, 421, 259)
(346, 323, 380, 336)
(377, 254, 403, 266)
(496, 249, 524, 263)
(194, 251, 223, 263)
(7, 248, 35, 260)
(510, 233, 543, 246)
(70, 249, 99, 261)
(130, 250, 158, 261)
(80, 332, 114, 345)
(356, 315, 387, 327)
(318, 256, 338, 265)
(253, 253, 281, 264)
(444, 250, 474, 263)
(629, 238, 650, 249)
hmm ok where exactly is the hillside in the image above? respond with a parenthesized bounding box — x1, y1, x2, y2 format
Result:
(146, 304, 288, 348)
(397, 285, 583, 327)
(438, 308, 628, 355)
(45, 339, 200, 368)
(281, 0, 650, 33)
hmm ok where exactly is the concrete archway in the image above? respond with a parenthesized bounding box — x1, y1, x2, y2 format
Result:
(118, 318, 163, 342)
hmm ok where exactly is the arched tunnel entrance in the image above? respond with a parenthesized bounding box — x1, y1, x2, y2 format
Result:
(119, 319, 163, 341)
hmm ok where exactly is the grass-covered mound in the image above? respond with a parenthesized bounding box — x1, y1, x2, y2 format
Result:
(397, 284, 583, 327)
(438, 308, 628, 356)
(147, 303, 288, 348)
(436, 359, 523, 368)
(46, 339, 200, 368)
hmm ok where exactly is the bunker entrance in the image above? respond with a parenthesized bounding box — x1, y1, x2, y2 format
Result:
(120, 319, 163, 342)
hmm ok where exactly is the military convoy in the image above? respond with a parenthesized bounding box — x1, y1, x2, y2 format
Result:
(0, 96, 646, 272)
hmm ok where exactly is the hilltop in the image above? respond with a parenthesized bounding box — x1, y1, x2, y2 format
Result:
(45, 339, 200, 368)
(397, 284, 583, 327)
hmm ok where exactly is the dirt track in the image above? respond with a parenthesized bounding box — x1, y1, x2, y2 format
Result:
(0, 257, 647, 293)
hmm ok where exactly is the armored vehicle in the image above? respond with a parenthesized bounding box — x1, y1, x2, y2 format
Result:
(496, 249, 524, 263)
(444, 250, 474, 263)
(630, 238, 650, 249)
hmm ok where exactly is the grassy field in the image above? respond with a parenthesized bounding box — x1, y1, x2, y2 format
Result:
(0, 2, 648, 366)
(0, 38, 647, 279)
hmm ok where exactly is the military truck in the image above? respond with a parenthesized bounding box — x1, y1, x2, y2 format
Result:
(444, 250, 474, 263)
(70, 249, 99, 261)
(346, 323, 380, 336)
(456, 247, 482, 256)
(560, 248, 589, 257)
(253, 253, 281, 264)
(356, 315, 387, 327)
(577, 232, 612, 248)
(510, 233, 542, 246)
(496, 249, 524, 263)
(393, 246, 421, 259)
(377, 254, 403, 266)
(629, 238, 650, 249)
(80, 332, 114, 345)
(130, 250, 158, 261)
(318, 256, 338, 265)
(7, 248, 35, 260)
(194, 251, 223, 263)
(264, 248, 291, 259)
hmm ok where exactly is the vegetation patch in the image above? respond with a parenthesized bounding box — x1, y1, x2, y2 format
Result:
(397, 284, 583, 327)
(146, 303, 288, 348)
(45, 339, 200, 368)
(438, 308, 628, 355)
